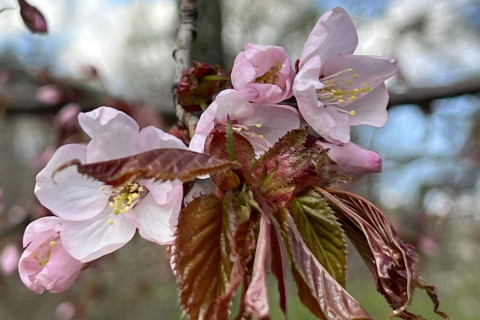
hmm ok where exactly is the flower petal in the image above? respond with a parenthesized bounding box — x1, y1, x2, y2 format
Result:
(127, 186, 183, 245)
(322, 54, 397, 103)
(348, 84, 389, 127)
(214, 89, 254, 124)
(35, 144, 108, 221)
(231, 51, 257, 87)
(22, 216, 62, 248)
(61, 206, 136, 262)
(139, 126, 188, 150)
(190, 89, 254, 153)
(317, 141, 382, 176)
(243, 103, 300, 153)
(189, 102, 218, 153)
(33, 241, 84, 293)
(300, 7, 357, 68)
(142, 179, 182, 206)
(78, 106, 145, 162)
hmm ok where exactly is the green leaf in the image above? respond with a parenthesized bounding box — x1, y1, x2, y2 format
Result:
(173, 194, 234, 320)
(290, 190, 347, 287)
(273, 208, 371, 320)
(54, 148, 240, 186)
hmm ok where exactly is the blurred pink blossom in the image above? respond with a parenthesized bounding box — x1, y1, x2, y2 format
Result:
(35, 85, 63, 105)
(1, 243, 20, 276)
(55, 301, 76, 320)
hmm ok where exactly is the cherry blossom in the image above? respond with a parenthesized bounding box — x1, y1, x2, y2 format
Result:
(231, 43, 295, 104)
(189, 89, 300, 156)
(34, 107, 186, 262)
(18, 217, 84, 293)
(293, 7, 398, 144)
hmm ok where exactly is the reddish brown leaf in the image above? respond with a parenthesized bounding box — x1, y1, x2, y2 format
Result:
(18, 0, 47, 34)
(270, 221, 287, 316)
(215, 218, 256, 319)
(173, 194, 233, 320)
(55, 148, 240, 186)
(205, 127, 255, 173)
(317, 188, 450, 319)
(204, 127, 255, 189)
(275, 208, 371, 320)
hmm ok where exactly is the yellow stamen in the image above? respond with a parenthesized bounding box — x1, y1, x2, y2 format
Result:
(108, 219, 114, 225)
(49, 240, 56, 247)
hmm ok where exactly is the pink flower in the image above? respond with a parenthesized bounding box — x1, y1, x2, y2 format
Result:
(316, 140, 382, 176)
(231, 43, 295, 104)
(18, 217, 84, 293)
(35, 107, 186, 262)
(1, 243, 20, 276)
(189, 89, 300, 156)
(293, 7, 398, 144)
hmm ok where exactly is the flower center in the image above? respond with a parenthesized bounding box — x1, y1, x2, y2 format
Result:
(255, 61, 282, 85)
(106, 182, 145, 216)
(33, 238, 57, 267)
(316, 68, 371, 115)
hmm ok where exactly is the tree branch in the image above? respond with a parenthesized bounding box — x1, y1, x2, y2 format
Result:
(388, 76, 480, 108)
(172, 0, 199, 138)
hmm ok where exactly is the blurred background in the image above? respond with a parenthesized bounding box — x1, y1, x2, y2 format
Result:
(1, 0, 480, 319)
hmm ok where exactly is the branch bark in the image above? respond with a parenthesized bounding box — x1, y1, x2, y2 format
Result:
(172, 0, 199, 138)
(388, 76, 480, 108)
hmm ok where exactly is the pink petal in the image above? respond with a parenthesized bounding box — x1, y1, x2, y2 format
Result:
(142, 179, 182, 206)
(189, 90, 253, 153)
(189, 101, 218, 153)
(127, 188, 183, 245)
(243, 103, 300, 154)
(22, 217, 63, 248)
(317, 141, 382, 176)
(214, 89, 254, 124)
(34, 242, 84, 293)
(78, 106, 145, 162)
(348, 84, 389, 127)
(18, 217, 84, 293)
(139, 126, 187, 150)
(322, 107, 352, 143)
(232, 44, 294, 103)
(244, 217, 270, 317)
(322, 54, 397, 104)
(35, 144, 108, 221)
(231, 51, 257, 87)
(300, 7, 357, 68)
(61, 207, 136, 262)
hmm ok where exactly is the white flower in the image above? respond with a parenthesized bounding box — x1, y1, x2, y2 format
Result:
(35, 107, 186, 262)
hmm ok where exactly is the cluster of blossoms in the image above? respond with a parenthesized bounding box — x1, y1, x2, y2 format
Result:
(19, 5, 399, 307)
